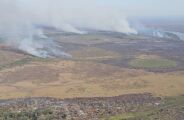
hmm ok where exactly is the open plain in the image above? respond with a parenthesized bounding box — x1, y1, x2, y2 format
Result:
(0, 24, 184, 119)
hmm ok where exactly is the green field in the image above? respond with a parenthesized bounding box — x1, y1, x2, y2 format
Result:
(129, 57, 177, 69)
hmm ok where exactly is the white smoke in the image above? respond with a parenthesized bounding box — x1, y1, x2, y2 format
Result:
(132, 22, 184, 40)
(0, 0, 137, 58)
(167, 31, 184, 41)
(138, 27, 184, 41)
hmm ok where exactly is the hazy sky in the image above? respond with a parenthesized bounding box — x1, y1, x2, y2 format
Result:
(100, 0, 184, 17)
(11, 0, 184, 17)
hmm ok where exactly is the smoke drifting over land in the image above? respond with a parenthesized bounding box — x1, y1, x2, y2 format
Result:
(0, 0, 137, 57)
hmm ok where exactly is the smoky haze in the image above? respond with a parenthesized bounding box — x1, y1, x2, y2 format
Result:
(0, 0, 137, 58)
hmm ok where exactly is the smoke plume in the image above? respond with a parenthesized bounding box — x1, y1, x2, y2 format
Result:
(133, 22, 184, 40)
(0, 0, 137, 58)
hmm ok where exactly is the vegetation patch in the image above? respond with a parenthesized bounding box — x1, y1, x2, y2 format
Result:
(0, 57, 52, 71)
(0, 57, 32, 70)
(102, 114, 134, 120)
(70, 47, 121, 61)
(104, 95, 184, 120)
(129, 55, 177, 69)
(0, 108, 54, 120)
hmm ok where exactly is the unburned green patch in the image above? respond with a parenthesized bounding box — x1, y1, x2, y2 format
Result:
(70, 47, 121, 61)
(102, 114, 134, 120)
(129, 57, 177, 69)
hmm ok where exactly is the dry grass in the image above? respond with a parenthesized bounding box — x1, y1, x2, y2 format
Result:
(0, 50, 26, 66)
(70, 47, 121, 61)
(0, 59, 184, 99)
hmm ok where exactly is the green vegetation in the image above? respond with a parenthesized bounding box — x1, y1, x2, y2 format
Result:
(70, 47, 121, 61)
(0, 57, 51, 71)
(104, 95, 184, 120)
(129, 58, 177, 69)
(0, 96, 183, 120)
(102, 112, 151, 120)
(0, 108, 54, 120)
(102, 114, 134, 120)
(0, 57, 33, 70)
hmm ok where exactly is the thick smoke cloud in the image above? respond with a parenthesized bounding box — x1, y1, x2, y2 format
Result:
(0, 0, 137, 58)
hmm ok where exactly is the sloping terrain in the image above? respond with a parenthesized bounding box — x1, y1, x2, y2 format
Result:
(0, 31, 184, 99)
(0, 93, 162, 120)
(0, 58, 184, 99)
(0, 93, 183, 120)
(0, 28, 184, 119)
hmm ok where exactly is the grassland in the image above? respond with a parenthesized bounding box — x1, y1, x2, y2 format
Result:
(129, 55, 177, 69)
(0, 34, 184, 100)
(70, 47, 121, 61)
(0, 59, 184, 99)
